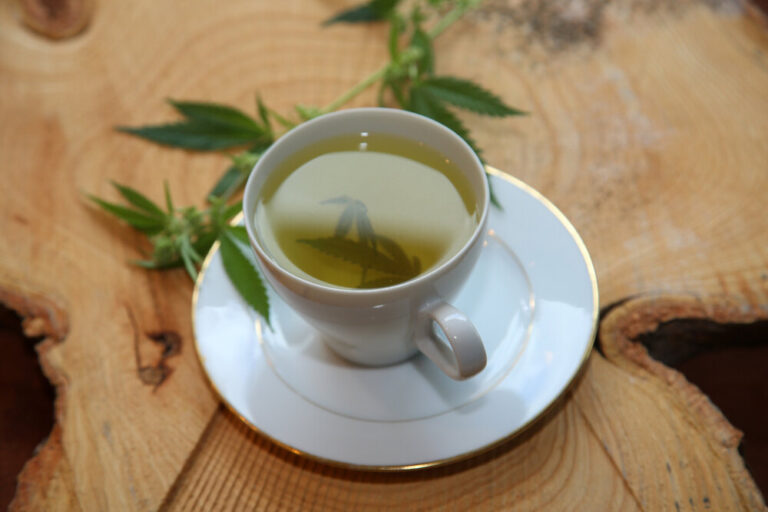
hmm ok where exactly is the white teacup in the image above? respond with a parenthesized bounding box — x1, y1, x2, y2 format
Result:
(243, 108, 488, 380)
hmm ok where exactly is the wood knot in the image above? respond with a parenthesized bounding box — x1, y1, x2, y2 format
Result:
(137, 331, 182, 390)
(19, 0, 94, 40)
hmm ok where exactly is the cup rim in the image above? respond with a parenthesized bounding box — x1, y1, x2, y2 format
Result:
(242, 107, 490, 298)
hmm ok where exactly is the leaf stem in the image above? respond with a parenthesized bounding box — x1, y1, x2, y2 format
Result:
(318, 47, 423, 114)
(428, 0, 480, 39)
(317, 0, 480, 115)
(318, 66, 389, 114)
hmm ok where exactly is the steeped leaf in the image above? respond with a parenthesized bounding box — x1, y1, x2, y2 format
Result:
(298, 237, 415, 277)
(375, 234, 411, 271)
(355, 210, 377, 250)
(334, 204, 356, 238)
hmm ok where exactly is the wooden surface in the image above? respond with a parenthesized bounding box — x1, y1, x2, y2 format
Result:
(2, 0, 768, 510)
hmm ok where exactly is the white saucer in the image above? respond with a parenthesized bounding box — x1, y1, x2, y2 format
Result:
(192, 168, 598, 470)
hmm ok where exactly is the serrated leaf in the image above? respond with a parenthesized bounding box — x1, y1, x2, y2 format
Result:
(322, 0, 400, 25)
(168, 100, 263, 132)
(208, 165, 247, 201)
(419, 77, 526, 117)
(220, 230, 271, 325)
(112, 181, 165, 218)
(409, 88, 502, 210)
(409, 27, 434, 76)
(87, 195, 165, 234)
(110, 181, 165, 218)
(375, 234, 410, 270)
(323, 4, 378, 25)
(409, 87, 474, 147)
(117, 122, 266, 151)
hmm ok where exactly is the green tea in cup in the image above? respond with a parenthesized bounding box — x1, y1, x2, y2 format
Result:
(253, 132, 479, 289)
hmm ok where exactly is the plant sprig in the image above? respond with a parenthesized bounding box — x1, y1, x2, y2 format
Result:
(89, 0, 526, 322)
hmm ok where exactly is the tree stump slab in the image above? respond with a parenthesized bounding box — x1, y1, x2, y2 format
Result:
(1, 0, 767, 509)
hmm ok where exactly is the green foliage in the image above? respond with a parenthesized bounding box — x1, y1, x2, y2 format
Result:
(117, 101, 271, 151)
(95, 0, 527, 323)
(417, 77, 527, 117)
(87, 183, 237, 279)
(323, 0, 401, 25)
(219, 229, 271, 326)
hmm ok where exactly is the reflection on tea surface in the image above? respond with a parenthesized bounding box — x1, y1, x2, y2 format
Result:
(255, 133, 478, 289)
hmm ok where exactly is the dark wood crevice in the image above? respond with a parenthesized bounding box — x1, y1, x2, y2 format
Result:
(600, 296, 768, 499)
(0, 305, 53, 511)
(635, 317, 768, 497)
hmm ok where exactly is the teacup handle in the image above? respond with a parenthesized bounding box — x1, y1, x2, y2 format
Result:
(415, 302, 487, 380)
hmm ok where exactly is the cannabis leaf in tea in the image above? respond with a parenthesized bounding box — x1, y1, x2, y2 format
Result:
(297, 197, 421, 288)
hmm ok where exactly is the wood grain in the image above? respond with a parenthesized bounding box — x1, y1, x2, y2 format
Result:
(1, 0, 767, 509)
(161, 398, 640, 512)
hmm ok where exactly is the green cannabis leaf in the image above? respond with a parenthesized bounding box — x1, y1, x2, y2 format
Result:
(417, 77, 527, 117)
(298, 197, 420, 287)
(219, 228, 271, 326)
(87, 182, 239, 278)
(117, 100, 272, 151)
(323, 0, 401, 25)
(92, 0, 527, 323)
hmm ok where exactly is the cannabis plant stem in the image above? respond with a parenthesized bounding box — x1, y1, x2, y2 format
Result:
(318, 48, 421, 115)
(428, 1, 478, 39)
(318, 66, 390, 114)
(318, 3, 476, 115)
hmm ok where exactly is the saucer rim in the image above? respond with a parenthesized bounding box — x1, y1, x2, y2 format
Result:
(190, 166, 599, 471)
